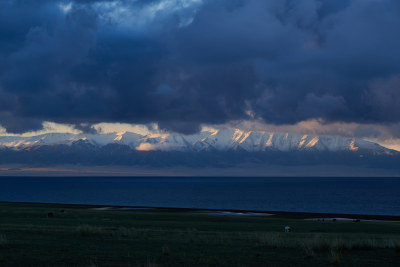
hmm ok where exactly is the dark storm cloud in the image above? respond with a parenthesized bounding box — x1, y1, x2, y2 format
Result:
(0, 0, 400, 134)
(0, 112, 43, 134)
(73, 123, 98, 134)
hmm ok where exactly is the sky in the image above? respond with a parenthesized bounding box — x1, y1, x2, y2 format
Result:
(1, 0, 400, 150)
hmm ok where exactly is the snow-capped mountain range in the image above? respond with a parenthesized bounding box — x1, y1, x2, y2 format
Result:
(0, 128, 392, 154)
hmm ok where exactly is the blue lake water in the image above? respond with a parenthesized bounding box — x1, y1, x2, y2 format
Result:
(0, 176, 399, 215)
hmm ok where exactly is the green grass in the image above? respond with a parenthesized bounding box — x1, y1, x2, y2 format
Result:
(0, 203, 400, 266)
(330, 248, 342, 265)
(0, 234, 8, 248)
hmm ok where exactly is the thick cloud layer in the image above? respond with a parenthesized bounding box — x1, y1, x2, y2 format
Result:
(1, 0, 400, 133)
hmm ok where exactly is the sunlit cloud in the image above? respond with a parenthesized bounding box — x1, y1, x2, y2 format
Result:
(136, 142, 157, 151)
(368, 138, 400, 152)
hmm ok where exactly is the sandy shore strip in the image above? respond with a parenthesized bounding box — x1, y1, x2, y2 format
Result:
(2, 201, 400, 221)
(306, 217, 400, 223)
(192, 210, 275, 216)
(91, 207, 153, 211)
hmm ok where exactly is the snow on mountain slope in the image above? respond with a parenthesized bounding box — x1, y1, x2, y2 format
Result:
(0, 133, 78, 148)
(111, 132, 143, 147)
(0, 129, 393, 154)
(195, 129, 240, 151)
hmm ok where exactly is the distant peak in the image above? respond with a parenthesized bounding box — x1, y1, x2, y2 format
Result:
(349, 140, 359, 152)
(114, 131, 126, 141)
(210, 129, 219, 136)
(266, 133, 274, 147)
(239, 131, 252, 144)
(116, 130, 126, 135)
(298, 135, 308, 149)
(305, 137, 319, 148)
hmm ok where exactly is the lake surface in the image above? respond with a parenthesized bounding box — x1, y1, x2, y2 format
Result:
(0, 176, 399, 215)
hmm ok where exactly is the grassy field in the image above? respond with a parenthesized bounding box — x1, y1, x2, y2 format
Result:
(0, 203, 400, 266)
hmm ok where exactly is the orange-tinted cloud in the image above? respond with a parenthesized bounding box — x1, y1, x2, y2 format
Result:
(136, 143, 157, 151)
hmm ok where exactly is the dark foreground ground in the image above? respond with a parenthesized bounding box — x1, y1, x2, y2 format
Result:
(0, 203, 400, 266)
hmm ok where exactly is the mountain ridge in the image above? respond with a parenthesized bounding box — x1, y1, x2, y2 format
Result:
(0, 129, 399, 170)
(0, 129, 395, 155)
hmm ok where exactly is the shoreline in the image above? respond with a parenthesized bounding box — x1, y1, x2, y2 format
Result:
(2, 200, 400, 221)
(2, 164, 400, 177)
